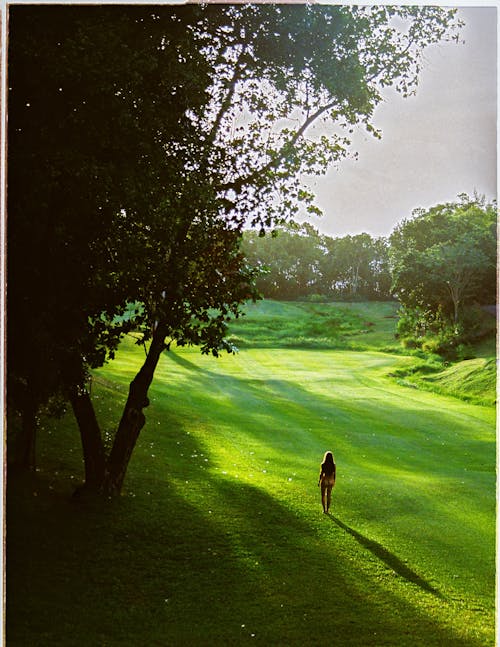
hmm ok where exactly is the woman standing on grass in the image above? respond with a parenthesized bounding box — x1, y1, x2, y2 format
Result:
(318, 451, 336, 514)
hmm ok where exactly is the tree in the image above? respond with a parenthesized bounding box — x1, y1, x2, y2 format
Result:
(426, 238, 491, 325)
(242, 223, 323, 299)
(8, 6, 217, 473)
(369, 237, 393, 300)
(8, 5, 463, 494)
(322, 234, 379, 299)
(389, 195, 496, 346)
(316, 234, 391, 300)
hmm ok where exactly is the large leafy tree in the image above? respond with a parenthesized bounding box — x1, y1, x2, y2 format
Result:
(8, 6, 217, 475)
(8, 5, 462, 494)
(390, 195, 496, 340)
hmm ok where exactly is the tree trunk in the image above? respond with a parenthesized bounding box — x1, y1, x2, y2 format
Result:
(350, 264, 360, 297)
(103, 328, 167, 496)
(69, 388, 106, 493)
(453, 297, 460, 326)
(446, 282, 461, 325)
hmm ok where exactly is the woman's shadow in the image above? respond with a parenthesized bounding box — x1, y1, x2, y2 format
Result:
(328, 514, 442, 598)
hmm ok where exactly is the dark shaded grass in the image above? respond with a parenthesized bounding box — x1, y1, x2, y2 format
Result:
(328, 515, 441, 597)
(7, 467, 485, 647)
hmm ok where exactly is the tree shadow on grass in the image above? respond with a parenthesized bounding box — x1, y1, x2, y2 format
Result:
(328, 514, 442, 598)
(164, 348, 205, 372)
(8, 455, 486, 646)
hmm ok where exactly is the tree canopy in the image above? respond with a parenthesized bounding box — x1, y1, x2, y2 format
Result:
(8, 4, 463, 493)
(389, 195, 496, 355)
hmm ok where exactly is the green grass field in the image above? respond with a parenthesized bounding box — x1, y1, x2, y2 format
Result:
(7, 301, 496, 645)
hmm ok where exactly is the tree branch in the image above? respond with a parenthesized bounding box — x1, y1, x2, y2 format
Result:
(203, 47, 248, 158)
(219, 99, 338, 194)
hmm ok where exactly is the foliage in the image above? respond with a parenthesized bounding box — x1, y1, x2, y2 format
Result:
(8, 6, 217, 467)
(242, 223, 392, 301)
(8, 5, 260, 476)
(390, 195, 496, 357)
(319, 232, 392, 299)
(243, 195, 495, 318)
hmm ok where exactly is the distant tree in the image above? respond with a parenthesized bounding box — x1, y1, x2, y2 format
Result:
(328, 234, 372, 298)
(425, 237, 492, 325)
(370, 237, 393, 299)
(242, 223, 323, 299)
(8, 5, 462, 495)
(318, 234, 391, 300)
(243, 227, 392, 301)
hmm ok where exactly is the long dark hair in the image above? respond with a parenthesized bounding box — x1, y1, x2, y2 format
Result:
(322, 451, 334, 466)
(321, 451, 335, 475)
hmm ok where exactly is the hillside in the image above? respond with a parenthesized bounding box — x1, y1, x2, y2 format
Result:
(228, 300, 496, 406)
(417, 357, 496, 406)
(227, 300, 400, 350)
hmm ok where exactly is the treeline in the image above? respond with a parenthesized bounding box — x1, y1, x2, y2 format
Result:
(242, 224, 392, 301)
(242, 195, 496, 357)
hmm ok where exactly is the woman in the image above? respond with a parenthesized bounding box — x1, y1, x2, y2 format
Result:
(318, 451, 336, 514)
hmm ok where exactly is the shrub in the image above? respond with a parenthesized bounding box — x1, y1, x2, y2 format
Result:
(455, 343, 475, 361)
(401, 336, 420, 350)
(304, 294, 330, 303)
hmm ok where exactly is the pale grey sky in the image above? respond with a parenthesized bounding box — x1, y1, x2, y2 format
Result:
(304, 6, 497, 238)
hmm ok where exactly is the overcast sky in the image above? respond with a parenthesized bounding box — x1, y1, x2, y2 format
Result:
(303, 6, 497, 238)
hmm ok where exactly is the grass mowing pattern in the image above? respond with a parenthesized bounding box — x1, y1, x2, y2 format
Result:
(7, 303, 495, 646)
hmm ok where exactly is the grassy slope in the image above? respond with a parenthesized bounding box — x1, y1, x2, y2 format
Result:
(227, 300, 400, 351)
(416, 358, 496, 406)
(229, 300, 496, 405)
(7, 301, 496, 646)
